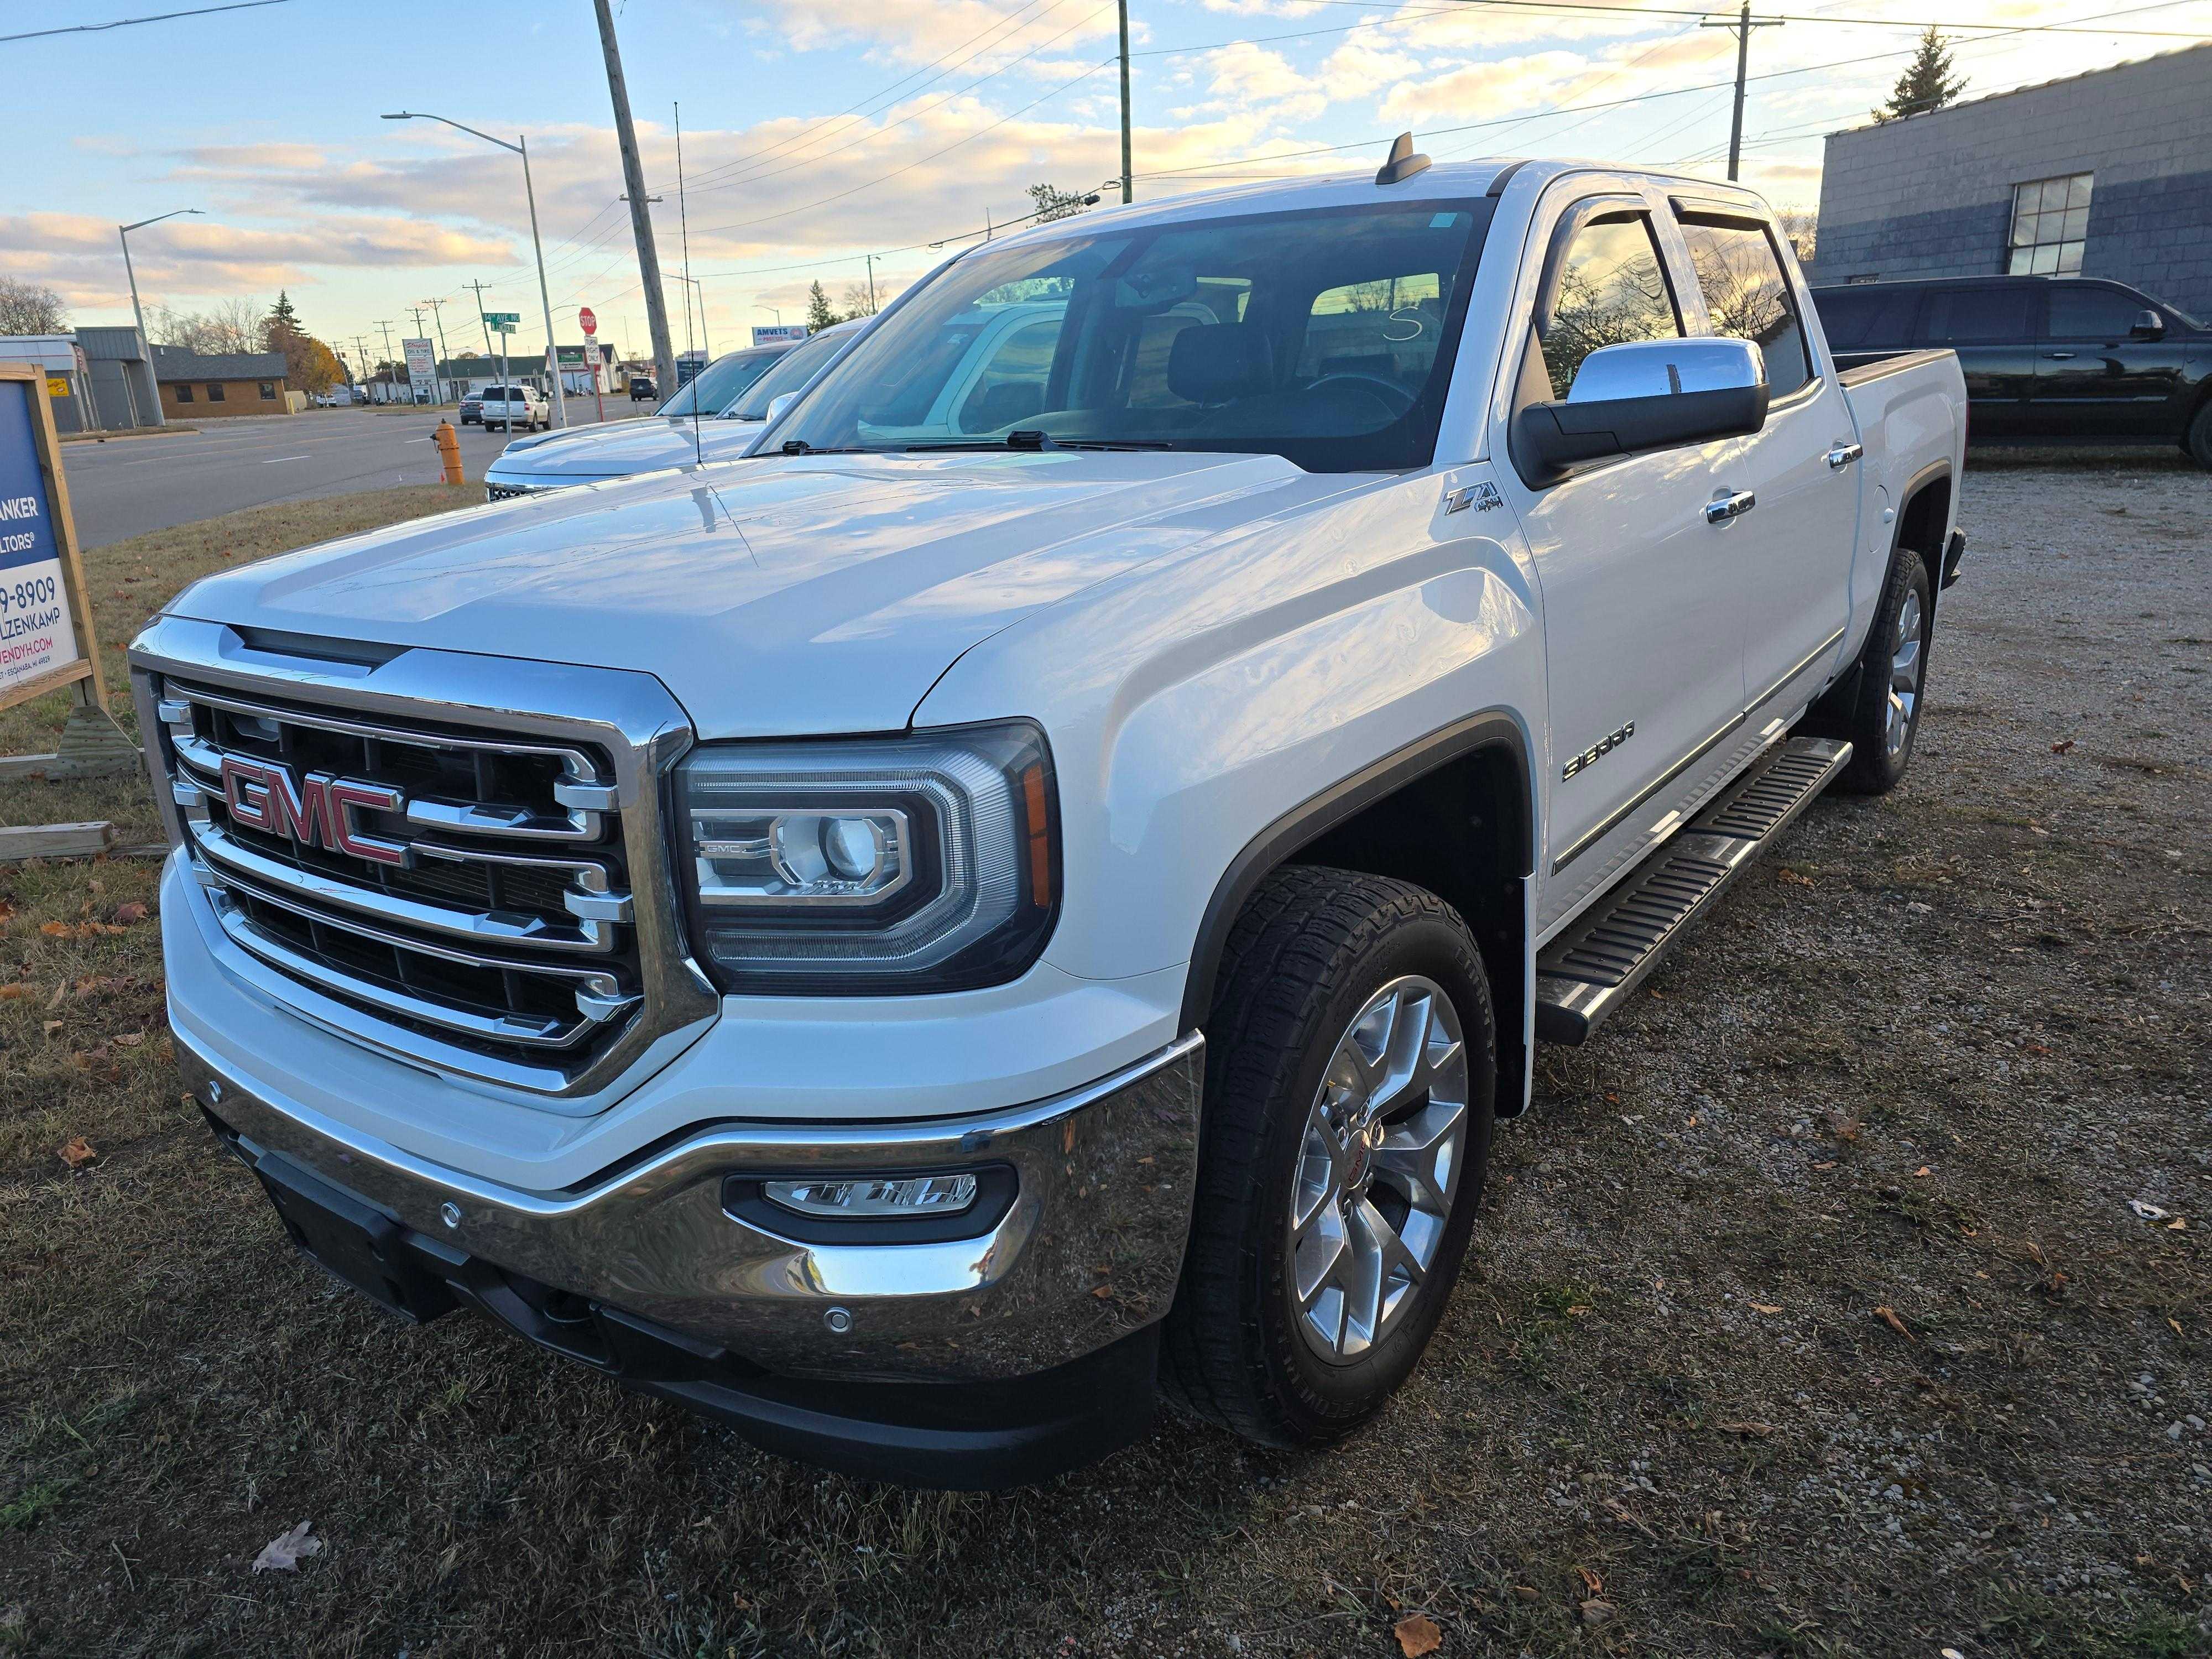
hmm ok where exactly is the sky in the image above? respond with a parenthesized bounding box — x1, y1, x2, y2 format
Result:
(7, 0, 2209, 375)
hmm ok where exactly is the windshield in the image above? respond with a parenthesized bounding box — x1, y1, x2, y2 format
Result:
(775, 200, 1494, 471)
(729, 327, 849, 420)
(658, 348, 785, 418)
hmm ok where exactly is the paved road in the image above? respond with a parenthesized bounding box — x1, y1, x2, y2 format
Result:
(60, 405, 648, 548)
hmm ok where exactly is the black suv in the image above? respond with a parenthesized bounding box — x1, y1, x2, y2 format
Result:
(1810, 275, 2212, 467)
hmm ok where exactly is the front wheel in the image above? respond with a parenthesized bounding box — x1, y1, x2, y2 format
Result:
(1162, 867, 1495, 1449)
(2186, 400, 2212, 471)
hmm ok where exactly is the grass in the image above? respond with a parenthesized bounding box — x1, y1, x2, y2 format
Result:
(2, 465, 2208, 1657)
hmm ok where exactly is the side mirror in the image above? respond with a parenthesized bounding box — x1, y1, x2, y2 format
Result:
(2130, 309, 2164, 340)
(1515, 337, 1770, 482)
(764, 392, 800, 425)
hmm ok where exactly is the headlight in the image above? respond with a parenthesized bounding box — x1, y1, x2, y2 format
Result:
(674, 721, 1058, 994)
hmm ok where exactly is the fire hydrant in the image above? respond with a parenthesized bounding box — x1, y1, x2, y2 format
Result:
(433, 418, 463, 486)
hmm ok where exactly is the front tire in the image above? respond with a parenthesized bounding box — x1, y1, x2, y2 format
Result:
(1162, 867, 1495, 1449)
(2186, 400, 2212, 471)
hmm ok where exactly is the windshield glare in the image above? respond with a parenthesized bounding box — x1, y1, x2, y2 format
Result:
(658, 348, 784, 418)
(775, 200, 1494, 471)
(729, 327, 848, 420)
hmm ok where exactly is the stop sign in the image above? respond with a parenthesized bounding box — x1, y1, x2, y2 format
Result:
(578, 306, 597, 336)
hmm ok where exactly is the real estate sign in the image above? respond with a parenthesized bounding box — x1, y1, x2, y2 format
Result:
(0, 372, 87, 709)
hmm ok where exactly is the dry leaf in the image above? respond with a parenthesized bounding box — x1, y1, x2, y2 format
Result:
(38, 921, 70, 938)
(111, 902, 148, 926)
(1776, 867, 1814, 887)
(1874, 1305, 1915, 1341)
(1913, 1166, 1932, 1178)
(0, 983, 29, 1000)
(58, 1137, 97, 1169)
(1578, 1599, 1617, 1627)
(1749, 1302, 1783, 1316)
(2050, 739, 2074, 754)
(1392, 1613, 1442, 1657)
(1576, 1566, 1605, 1596)
(252, 1520, 324, 1573)
(1511, 1585, 1539, 1602)
(111, 1031, 144, 1048)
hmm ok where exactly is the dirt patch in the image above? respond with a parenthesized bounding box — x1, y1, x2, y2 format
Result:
(1, 466, 2207, 1657)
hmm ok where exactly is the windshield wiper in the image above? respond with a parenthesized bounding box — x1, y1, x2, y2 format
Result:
(1047, 438, 1178, 451)
(900, 431, 1178, 455)
(779, 440, 875, 456)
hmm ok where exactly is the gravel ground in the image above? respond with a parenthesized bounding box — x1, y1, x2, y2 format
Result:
(1, 458, 2206, 1657)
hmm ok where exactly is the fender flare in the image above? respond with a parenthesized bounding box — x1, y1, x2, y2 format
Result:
(1178, 708, 1536, 1032)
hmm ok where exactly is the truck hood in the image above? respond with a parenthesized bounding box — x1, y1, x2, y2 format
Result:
(486, 416, 763, 484)
(165, 449, 1326, 737)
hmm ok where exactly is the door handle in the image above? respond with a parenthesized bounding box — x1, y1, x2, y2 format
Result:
(1704, 489, 1756, 524)
(1825, 442, 1864, 468)
(2043, 351, 2077, 359)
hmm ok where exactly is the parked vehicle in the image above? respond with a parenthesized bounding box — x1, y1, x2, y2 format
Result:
(479, 384, 547, 432)
(458, 392, 484, 426)
(629, 375, 658, 401)
(482, 321, 863, 499)
(1811, 274, 2212, 466)
(133, 152, 1966, 1490)
(311, 389, 353, 408)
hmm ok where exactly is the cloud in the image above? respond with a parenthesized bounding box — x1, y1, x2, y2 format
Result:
(738, 0, 1120, 69)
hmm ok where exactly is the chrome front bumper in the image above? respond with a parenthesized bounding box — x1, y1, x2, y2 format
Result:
(178, 1030, 1203, 1384)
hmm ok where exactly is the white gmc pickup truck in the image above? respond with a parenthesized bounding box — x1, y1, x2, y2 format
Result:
(132, 149, 1967, 1489)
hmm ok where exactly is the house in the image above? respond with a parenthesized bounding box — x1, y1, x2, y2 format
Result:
(152, 345, 291, 418)
(1810, 44, 2212, 319)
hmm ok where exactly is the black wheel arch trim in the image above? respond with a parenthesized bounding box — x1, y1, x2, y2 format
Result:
(1178, 708, 1535, 1034)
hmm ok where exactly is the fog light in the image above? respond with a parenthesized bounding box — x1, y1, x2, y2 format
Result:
(763, 1172, 978, 1220)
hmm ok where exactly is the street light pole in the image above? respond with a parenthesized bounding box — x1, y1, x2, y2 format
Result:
(382, 111, 568, 429)
(117, 208, 204, 338)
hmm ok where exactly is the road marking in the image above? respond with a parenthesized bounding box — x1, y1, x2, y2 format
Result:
(262, 454, 312, 463)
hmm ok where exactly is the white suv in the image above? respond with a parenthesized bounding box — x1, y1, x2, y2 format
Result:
(479, 385, 547, 432)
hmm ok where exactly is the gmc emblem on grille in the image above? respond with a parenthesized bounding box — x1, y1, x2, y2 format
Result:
(218, 755, 410, 867)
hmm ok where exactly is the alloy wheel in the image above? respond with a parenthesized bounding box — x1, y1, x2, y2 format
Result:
(1885, 587, 1925, 760)
(1287, 975, 1470, 1364)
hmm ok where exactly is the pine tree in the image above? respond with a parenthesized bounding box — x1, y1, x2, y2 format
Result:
(805, 280, 838, 333)
(266, 290, 302, 331)
(1873, 27, 1966, 123)
(1026, 182, 1089, 223)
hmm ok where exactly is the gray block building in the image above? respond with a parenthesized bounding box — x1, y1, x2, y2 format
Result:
(1811, 44, 2212, 319)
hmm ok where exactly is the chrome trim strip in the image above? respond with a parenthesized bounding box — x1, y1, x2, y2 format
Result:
(187, 818, 622, 954)
(1553, 712, 1743, 875)
(402, 796, 599, 842)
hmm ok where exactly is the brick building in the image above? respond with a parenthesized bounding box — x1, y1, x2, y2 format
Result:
(152, 345, 291, 418)
(1810, 44, 2212, 320)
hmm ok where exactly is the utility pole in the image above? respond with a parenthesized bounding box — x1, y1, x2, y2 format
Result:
(1703, 1, 1782, 181)
(375, 319, 398, 401)
(594, 0, 677, 406)
(864, 253, 877, 314)
(1117, 0, 1133, 203)
(422, 297, 456, 404)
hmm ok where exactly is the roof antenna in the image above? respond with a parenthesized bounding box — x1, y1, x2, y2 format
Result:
(1375, 131, 1432, 187)
(689, 358, 704, 469)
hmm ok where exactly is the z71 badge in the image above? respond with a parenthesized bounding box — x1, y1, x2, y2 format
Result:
(1562, 721, 1635, 780)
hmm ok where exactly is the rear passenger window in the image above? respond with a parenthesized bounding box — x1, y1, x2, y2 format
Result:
(1918, 288, 2033, 345)
(1675, 216, 1812, 395)
(1812, 287, 1919, 349)
(2046, 286, 2147, 340)
(1536, 210, 1682, 399)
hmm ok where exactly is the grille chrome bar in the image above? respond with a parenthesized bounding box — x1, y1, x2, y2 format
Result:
(132, 615, 719, 1104)
(187, 819, 627, 953)
(206, 879, 625, 1048)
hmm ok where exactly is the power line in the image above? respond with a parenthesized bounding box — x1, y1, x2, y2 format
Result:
(1169, 0, 2212, 38)
(1, 0, 286, 45)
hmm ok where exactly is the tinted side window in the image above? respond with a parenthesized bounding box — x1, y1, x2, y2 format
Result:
(1676, 216, 1812, 395)
(1538, 211, 1682, 399)
(1918, 288, 2034, 345)
(1814, 287, 1920, 349)
(2046, 285, 2147, 340)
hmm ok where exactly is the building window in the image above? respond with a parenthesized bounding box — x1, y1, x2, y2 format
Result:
(175, 383, 194, 403)
(259, 381, 276, 400)
(207, 383, 226, 402)
(2008, 173, 2091, 275)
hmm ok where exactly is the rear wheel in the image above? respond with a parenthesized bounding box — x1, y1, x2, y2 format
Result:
(1829, 549, 1934, 795)
(1162, 867, 1495, 1449)
(2186, 400, 2212, 471)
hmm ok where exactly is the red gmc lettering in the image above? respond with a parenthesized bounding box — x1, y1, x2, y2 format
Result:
(217, 757, 409, 867)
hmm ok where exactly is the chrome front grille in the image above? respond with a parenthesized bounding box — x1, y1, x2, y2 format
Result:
(132, 618, 718, 1102)
(485, 482, 540, 502)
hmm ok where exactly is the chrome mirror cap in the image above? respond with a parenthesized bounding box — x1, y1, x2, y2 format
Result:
(1567, 336, 1768, 404)
(765, 391, 800, 425)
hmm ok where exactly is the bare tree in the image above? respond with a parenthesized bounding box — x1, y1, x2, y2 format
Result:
(1776, 210, 1817, 265)
(0, 275, 68, 335)
(841, 281, 879, 320)
(149, 296, 264, 354)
